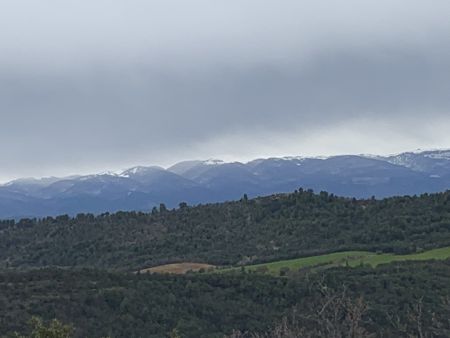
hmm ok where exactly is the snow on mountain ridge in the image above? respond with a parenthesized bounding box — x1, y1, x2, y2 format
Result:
(119, 166, 165, 178)
(2, 149, 450, 187)
(203, 159, 225, 165)
(424, 151, 450, 160)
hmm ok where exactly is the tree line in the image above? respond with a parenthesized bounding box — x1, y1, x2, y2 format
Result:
(0, 189, 449, 270)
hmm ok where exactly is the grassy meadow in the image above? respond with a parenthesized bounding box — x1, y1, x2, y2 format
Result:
(219, 246, 450, 275)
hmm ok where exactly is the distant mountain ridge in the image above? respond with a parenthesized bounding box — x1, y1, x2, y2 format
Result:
(1, 149, 450, 218)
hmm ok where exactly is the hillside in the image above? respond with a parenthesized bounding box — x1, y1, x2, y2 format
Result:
(1, 260, 449, 337)
(1, 189, 450, 337)
(1, 189, 450, 271)
(1, 149, 450, 218)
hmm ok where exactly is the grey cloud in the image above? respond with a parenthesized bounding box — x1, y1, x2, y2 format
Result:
(0, 1, 450, 181)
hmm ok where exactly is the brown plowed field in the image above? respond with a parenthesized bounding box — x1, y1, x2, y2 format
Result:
(139, 262, 215, 274)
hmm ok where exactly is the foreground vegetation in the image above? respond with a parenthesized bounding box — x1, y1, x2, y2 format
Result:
(1, 260, 449, 337)
(1, 189, 449, 270)
(1, 190, 449, 336)
(10, 317, 73, 338)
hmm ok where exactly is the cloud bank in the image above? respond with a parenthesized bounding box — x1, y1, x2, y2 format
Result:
(1, 0, 450, 181)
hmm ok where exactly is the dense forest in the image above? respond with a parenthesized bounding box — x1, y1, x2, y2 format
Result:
(1, 260, 449, 337)
(1, 189, 449, 270)
(1, 190, 450, 337)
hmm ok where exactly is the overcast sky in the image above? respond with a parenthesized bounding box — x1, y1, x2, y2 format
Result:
(1, 0, 450, 182)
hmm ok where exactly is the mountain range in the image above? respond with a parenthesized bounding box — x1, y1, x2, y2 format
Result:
(1, 149, 449, 219)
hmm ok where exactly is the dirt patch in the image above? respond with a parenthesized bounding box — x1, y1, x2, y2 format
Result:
(139, 262, 215, 275)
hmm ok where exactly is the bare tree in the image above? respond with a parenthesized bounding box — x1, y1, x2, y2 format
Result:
(225, 281, 373, 338)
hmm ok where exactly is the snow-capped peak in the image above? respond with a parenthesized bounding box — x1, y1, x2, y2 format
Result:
(281, 156, 305, 161)
(203, 159, 225, 166)
(424, 151, 450, 160)
(97, 171, 119, 176)
(122, 166, 147, 176)
(119, 166, 164, 178)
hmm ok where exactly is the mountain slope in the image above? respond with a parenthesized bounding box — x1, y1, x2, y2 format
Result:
(0, 150, 449, 218)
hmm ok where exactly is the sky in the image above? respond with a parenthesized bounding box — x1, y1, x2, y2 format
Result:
(1, 0, 450, 182)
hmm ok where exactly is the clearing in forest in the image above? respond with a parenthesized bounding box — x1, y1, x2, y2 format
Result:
(219, 246, 450, 275)
(139, 262, 215, 274)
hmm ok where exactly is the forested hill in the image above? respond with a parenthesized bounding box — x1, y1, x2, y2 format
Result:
(2, 260, 450, 337)
(1, 189, 450, 271)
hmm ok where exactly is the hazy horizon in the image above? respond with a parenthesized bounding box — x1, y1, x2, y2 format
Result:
(1, 147, 450, 184)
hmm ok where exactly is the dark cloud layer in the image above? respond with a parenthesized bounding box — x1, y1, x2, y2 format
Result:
(1, 1, 450, 181)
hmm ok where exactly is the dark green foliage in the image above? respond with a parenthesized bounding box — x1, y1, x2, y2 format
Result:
(0, 269, 307, 338)
(10, 317, 73, 338)
(2, 190, 449, 337)
(314, 262, 450, 337)
(1, 190, 450, 270)
(1, 260, 450, 337)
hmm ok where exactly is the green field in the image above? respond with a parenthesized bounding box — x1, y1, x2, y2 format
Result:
(220, 246, 450, 275)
